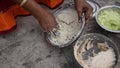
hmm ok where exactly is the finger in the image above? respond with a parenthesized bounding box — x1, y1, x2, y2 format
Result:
(86, 8, 93, 23)
(54, 22, 59, 30)
(49, 28, 57, 37)
(86, 16, 91, 24)
(45, 22, 52, 32)
(76, 7, 83, 21)
(48, 26, 54, 35)
(50, 18, 58, 29)
(50, 23, 58, 33)
(47, 19, 56, 31)
(48, 23, 58, 36)
(45, 26, 50, 33)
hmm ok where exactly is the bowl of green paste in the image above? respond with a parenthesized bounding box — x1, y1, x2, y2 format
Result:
(95, 5, 120, 33)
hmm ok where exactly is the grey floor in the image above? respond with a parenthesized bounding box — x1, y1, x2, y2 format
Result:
(0, 0, 120, 68)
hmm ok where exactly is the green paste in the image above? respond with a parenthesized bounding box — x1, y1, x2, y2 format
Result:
(98, 8, 120, 30)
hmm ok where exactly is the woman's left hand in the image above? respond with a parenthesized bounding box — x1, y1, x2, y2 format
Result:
(74, 0, 93, 23)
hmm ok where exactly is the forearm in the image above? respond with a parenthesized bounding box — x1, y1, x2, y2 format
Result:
(14, 0, 46, 19)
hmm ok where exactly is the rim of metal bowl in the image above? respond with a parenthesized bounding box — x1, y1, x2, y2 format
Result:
(95, 5, 120, 33)
(45, 3, 85, 48)
(74, 33, 120, 67)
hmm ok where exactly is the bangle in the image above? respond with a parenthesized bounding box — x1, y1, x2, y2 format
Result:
(20, 0, 28, 6)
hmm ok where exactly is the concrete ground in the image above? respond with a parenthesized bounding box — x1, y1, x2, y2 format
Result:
(0, 0, 120, 68)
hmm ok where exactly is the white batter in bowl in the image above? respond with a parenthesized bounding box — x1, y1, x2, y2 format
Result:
(50, 8, 81, 46)
(74, 33, 119, 68)
(45, 3, 85, 47)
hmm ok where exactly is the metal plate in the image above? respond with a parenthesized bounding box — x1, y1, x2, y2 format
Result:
(45, 3, 85, 48)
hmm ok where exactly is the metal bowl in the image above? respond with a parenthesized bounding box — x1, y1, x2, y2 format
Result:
(74, 33, 119, 68)
(95, 5, 120, 33)
(45, 3, 85, 48)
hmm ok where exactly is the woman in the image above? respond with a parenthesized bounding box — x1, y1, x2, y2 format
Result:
(0, 0, 92, 33)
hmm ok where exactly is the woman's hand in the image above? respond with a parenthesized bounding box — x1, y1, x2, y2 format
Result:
(74, 0, 93, 23)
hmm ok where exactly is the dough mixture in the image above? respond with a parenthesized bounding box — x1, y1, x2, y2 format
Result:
(74, 39, 116, 68)
(50, 8, 81, 45)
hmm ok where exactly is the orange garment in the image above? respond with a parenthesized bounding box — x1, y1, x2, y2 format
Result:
(0, 0, 63, 34)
